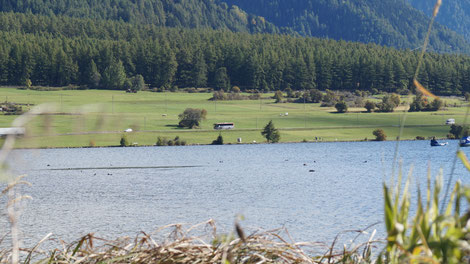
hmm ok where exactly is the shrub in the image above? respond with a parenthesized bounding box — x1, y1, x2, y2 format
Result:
(335, 101, 348, 113)
(273, 91, 283, 103)
(409, 92, 443, 112)
(211, 90, 226, 100)
(353, 96, 364, 107)
(449, 124, 469, 139)
(156, 136, 165, 146)
(211, 133, 224, 145)
(409, 92, 427, 112)
(429, 97, 444, 111)
(321, 89, 338, 106)
(377, 93, 400, 112)
(373, 129, 386, 141)
(210, 90, 247, 101)
(120, 135, 129, 147)
(187, 88, 198, 93)
(231, 86, 240, 93)
(364, 101, 376, 112)
(415, 136, 425, 140)
(248, 93, 261, 100)
(308, 89, 323, 103)
(156, 136, 186, 146)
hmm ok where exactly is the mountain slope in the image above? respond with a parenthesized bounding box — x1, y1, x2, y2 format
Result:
(0, 0, 277, 34)
(1, 0, 469, 53)
(222, 0, 470, 53)
(407, 0, 470, 42)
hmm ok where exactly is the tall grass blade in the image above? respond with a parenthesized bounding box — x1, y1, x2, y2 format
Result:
(457, 151, 470, 171)
(413, 79, 438, 99)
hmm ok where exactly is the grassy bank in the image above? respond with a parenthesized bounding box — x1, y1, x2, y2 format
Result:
(0, 87, 466, 148)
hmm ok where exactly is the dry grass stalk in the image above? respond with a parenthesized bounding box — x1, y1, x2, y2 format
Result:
(12, 220, 380, 264)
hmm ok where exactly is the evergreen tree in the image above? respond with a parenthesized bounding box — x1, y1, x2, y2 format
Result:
(131, 74, 145, 91)
(102, 60, 127, 90)
(86, 60, 101, 89)
(193, 50, 208, 87)
(261, 120, 280, 143)
(214, 67, 230, 91)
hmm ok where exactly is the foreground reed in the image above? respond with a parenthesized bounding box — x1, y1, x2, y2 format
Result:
(0, 218, 380, 264)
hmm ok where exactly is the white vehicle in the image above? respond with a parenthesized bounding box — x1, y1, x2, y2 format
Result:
(124, 128, 133, 132)
(446, 119, 455, 125)
(213, 123, 234, 130)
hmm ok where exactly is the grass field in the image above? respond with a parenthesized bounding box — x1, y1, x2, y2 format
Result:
(0, 87, 467, 148)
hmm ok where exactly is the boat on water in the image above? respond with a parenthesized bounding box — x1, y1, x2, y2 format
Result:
(460, 136, 470, 147)
(430, 138, 448, 147)
(431, 141, 448, 146)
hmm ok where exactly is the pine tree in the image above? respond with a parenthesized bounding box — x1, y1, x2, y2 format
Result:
(102, 60, 127, 90)
(214, 67, 230, 91)
(261, 120, 280, 143)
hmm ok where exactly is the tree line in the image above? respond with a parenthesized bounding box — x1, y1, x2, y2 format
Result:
(1, 12, 470, 95)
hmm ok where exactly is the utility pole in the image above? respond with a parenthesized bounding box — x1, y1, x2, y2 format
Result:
(303, 89, 306, 110)
(165, 93, 168, 113)
(304, 89, 307, 127)
(112, 95, 114, 114)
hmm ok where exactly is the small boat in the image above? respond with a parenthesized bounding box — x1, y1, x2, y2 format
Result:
(460, 136, 470, 147)
(430, 138, 448, 147)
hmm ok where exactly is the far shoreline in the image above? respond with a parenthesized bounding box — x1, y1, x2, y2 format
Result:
(8, 137, 456, 150)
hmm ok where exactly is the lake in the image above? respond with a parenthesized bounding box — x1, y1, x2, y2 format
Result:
(4, 140, 470, 248)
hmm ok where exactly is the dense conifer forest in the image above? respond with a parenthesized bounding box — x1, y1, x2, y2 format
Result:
(1, 1, 470, 95)
(1, 12, 469, 95)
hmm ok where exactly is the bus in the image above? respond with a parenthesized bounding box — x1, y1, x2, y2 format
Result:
(213, 123, 234, 130)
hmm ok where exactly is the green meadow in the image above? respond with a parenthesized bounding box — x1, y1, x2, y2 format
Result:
(0, 87, 466, 148)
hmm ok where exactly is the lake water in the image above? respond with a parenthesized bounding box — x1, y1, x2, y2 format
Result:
(4, 140, 470, 248)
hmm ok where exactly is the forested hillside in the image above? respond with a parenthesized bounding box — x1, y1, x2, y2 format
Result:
(1, 0, 469, 54)
(0, 0, 277, 34)
(408, 0, 470, 42)
(223, 0, 470, 53)
(1, 12, 469, 96)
